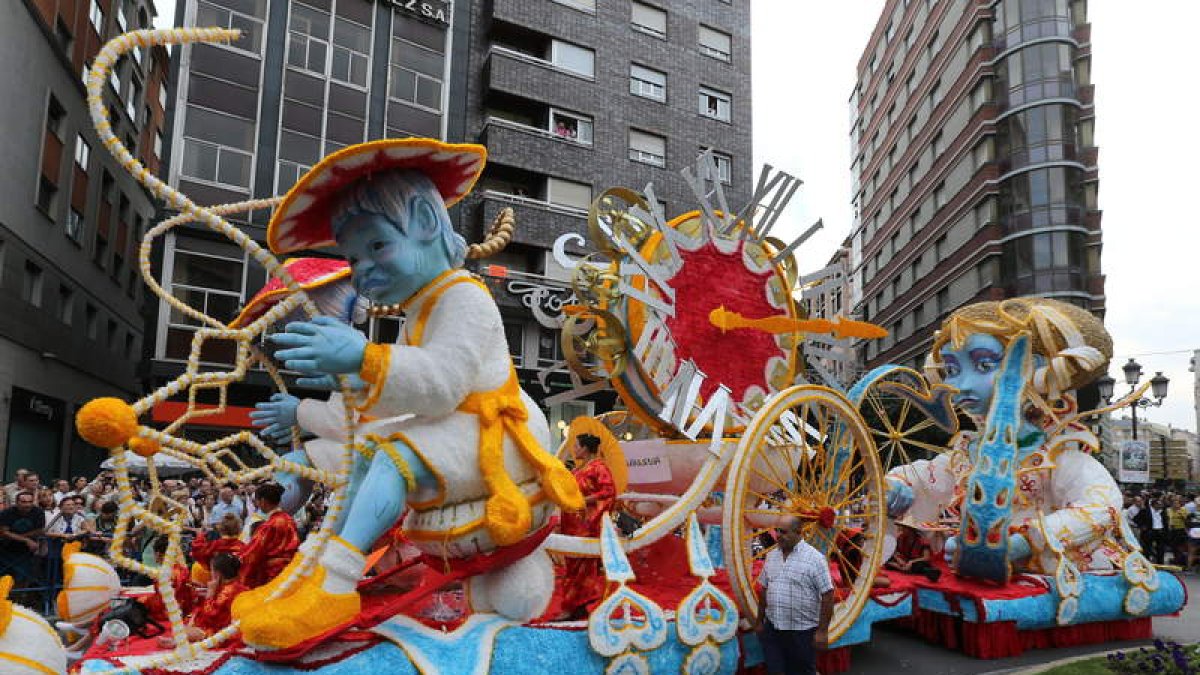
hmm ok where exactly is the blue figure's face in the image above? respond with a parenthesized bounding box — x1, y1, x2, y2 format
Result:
(940, 333, 1005, 416)
(335, 194, 448, 306)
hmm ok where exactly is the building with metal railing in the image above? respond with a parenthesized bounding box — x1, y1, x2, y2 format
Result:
(848, 0, 1104, 373)
(452, 0, 754, 431)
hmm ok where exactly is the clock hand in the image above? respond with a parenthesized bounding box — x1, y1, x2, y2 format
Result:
(708, 306, 889, 339)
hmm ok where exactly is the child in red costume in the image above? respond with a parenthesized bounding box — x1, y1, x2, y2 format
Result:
(142, 537, 196, 624)
(557, 433, 616, 620)
(190, 513, 245, 584)
(238, 483, 299, 589)
(159, 553, 249, 645)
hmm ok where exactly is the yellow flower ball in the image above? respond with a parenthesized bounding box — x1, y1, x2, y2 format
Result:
(76, 397, 138, 449)
(128, 436, 161, 458)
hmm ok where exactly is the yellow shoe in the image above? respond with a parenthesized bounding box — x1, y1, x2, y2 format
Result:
(231, 551, 306, 620)
(239, 537, 364, 651)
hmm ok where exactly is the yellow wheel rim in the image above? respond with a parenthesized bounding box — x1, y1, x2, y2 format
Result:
(721, 385, 886, 643)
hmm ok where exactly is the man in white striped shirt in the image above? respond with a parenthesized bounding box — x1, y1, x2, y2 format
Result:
(753, 516, 834, 675)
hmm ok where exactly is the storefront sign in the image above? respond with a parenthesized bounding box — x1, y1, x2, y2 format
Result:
(1118, 439, 1150, 483)
(381, 0, 449, 25)
(12, 387, 62, 423)
(505, 280, 577, 328)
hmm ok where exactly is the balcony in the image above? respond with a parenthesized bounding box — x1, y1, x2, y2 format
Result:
(993, 16, 1074, 52)
(997, 76, 1077, 109)
(487, 46, 594, 103)
(473, 189, 588, 248)
(997, 141, 1080, 174)
(479, 116, 594, 178)
(999, 204, 1087, 236)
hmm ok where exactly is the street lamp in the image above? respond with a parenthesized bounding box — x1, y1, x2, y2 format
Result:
(1098, 358, 1169, 441)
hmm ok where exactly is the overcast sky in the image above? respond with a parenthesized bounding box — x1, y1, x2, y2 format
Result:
(153, 2, 1199, 432)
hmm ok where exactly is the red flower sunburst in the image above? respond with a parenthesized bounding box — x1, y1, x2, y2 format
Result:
(664, 241, 785, 403)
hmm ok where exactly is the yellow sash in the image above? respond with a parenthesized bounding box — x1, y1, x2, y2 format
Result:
(406, 273, 583, 546)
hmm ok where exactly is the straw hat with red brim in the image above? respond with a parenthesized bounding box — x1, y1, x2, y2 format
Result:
(267, 138, 487, 255)
(229, 257, 351, 329)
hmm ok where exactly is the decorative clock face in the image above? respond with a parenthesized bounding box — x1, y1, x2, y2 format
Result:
(612, 211, 799, 433)
(556, 156, 883, 447)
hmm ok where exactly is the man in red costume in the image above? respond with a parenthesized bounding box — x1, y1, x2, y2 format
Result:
(238, 483, 299, 589)
(556, 433, 616, 620)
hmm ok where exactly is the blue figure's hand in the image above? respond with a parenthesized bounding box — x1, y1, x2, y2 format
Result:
(250, 393, 300, 444)
(885, 479, 914, 519)
(293, 373, 369, 391)
(271, 316, 368, 376)
(943, 536, 959, 564)
(1008, 533, 1032, 562)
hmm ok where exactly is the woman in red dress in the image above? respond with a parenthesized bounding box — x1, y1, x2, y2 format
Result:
(238, 483, 300, 589)
(557, 433, 617, 620)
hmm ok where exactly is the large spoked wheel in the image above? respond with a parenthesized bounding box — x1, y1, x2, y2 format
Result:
(848, 365, 958, 473)
(721, 385, 886, 643)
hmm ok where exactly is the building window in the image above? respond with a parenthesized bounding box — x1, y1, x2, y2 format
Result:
(158, 83, 168, 111)
(550, 40, 595, 79)
(331, 17, 372, 87)
(390, 37, 445, 113)
(58, 285, 74, 324)
(538, 327, 563, 368)
(85, 303, 98, 339)
(125, 333, 135, 359)
(504, 321, 525, 367)
(884, 19, 896, 42)
(180, 105, 255, 190)
(163, 235, 248, 363)
(107, 320, 118, 351)
(74, 135, 91, 169)
(551, 0, 595, 11)
(933, 181, 945, 210)
(546, 177, 592, 210)
(181, 137, 253, 189)
(629, 129, 666, 167)
(698, 86, 731, 122)
(89, 0, 104, 35)
(276, 160, 311, 193)
(550, 109, 593, 145)
(287, 3, 331, 75)
(702, 149, 732, 183)
(195, 0, 265, 55)
(631, 2, 667, 38)
(66, 208, 84, 242)
(630, 64, 666, 101)
(22, 261, 44, 307)
(698, 25, 731, 61)
(934, 233, 947, 259)
(36, 177, 58, 215)
(127, 76, 141, 122)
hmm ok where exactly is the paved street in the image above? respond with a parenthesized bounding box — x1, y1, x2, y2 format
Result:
(842, 572, 1198, 675)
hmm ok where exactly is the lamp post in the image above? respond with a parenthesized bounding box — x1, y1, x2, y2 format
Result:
(1096, 358, 1169, 441)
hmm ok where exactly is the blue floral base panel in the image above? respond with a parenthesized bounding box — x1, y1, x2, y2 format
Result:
(80, 620, 742, 675)
(914, 570, 1185, 629)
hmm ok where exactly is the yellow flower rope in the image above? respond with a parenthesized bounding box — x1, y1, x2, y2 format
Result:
(81, 27, 363, 674)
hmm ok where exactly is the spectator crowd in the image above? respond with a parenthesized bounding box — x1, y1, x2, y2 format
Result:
(0, 465, 329, 638)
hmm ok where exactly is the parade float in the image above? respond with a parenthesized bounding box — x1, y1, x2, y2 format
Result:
(0, 26, 1181, 675)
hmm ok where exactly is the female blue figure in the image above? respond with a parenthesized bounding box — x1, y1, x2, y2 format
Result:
(884, 298, 1157, 622)
(236, 139, 583, 650)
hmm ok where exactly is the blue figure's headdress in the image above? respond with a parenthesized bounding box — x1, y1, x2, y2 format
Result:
(267, 138, 486, 255)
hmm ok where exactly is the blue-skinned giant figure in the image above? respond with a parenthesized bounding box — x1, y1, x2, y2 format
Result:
(234, 139, 583, 651)
(882, 299, 1145, 605)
